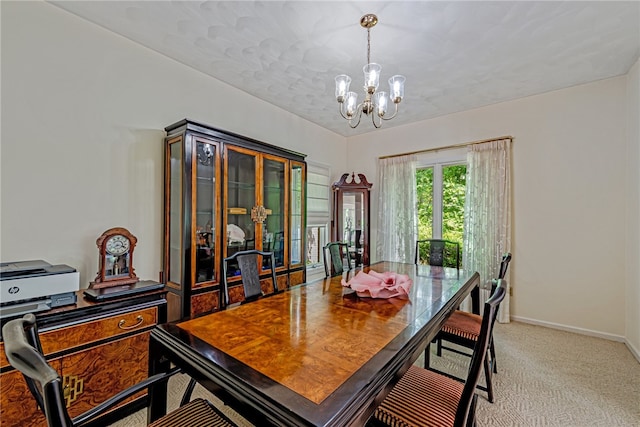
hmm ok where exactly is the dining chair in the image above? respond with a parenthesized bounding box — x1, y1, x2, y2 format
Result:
(2, 313, 239, 427)
(415, 239, 460, 269)
(427, 253, 512, 403)
(322, 242, 352, 277)
(369, 280, 507, 427)
(222, 249, 278, 307)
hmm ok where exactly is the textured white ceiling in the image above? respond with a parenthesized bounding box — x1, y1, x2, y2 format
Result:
(49, 1, 639, 137)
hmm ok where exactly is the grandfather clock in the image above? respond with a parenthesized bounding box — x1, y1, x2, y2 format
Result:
(332, 172, 372, 266)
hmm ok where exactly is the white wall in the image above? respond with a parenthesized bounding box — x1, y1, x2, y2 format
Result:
(0, 1, 346, 287)
(347, 77, 630, 339)
(2, 1, 637, 349)
(626, 58, 640, 358)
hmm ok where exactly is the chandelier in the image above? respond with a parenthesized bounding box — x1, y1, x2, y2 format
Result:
(335, 14, 406, 129)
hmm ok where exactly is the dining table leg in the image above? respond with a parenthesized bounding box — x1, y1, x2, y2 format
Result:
(147, 335, 169, 424)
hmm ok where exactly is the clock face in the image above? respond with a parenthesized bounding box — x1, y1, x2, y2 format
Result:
(106, 235, 130, 256)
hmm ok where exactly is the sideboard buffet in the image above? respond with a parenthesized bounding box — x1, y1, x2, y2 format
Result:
(0, 286, 167, 427)
(163, 119, 307, 321)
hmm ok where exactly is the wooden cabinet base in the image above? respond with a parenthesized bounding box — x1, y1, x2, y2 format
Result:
(0, 287, 167, 427)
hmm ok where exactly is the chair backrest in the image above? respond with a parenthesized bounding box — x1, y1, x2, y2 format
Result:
(498, 252, 512, 279)
(455, 280, 507, 426)
(415, 239, 460, 269)
(223, 250, 278, 306)
(243, 238, 255, 251)
(273, 231, 285, 267)
(354, 230, 362, 250)
(323, 242, 352, 277)
(3, 313, 73, 427)
(478, 252, 512, 314)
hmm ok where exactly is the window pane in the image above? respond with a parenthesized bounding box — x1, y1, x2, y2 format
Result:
(416, 167, 433, 240)
(441, 164, 466, 246)
(306, 225, 326, 266)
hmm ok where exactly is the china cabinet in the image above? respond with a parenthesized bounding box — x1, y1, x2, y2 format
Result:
(163, 119, 306, 321)
(332, 173, 372, 266)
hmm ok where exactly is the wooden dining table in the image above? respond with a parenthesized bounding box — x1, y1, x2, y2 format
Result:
(147, 261, 479, 427)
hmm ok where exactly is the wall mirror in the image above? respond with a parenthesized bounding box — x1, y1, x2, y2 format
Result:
(332, 173, 372, 266)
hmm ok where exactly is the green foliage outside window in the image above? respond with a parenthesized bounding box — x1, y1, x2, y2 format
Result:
(416, 164, 466, 267)
(442, 164, 466, 245)
(416, 167, 433, 240)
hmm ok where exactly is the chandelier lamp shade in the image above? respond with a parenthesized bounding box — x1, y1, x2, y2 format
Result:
(335, 14, 406, 129)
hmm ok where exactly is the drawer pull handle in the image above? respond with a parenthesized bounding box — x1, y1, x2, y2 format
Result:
(118, 315, 144, 330)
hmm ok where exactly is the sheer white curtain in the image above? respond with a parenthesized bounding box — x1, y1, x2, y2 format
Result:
(376, 155, 418, 263)
(463, 139, 512, 323)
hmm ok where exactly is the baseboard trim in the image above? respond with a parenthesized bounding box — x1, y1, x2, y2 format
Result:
(510, 315, 626, 342)
(624, 339, 640, 363)
(511, 316, 640, 364)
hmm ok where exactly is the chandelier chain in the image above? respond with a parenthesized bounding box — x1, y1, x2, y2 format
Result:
(367, 28, 371, 65)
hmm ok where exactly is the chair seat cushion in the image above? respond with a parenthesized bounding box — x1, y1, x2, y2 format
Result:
(441, 310, 481, 341)
(149, 398, 237, 427)
(374, 365, 464, 427)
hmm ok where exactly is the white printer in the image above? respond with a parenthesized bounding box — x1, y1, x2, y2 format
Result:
(0, 260, 80, 318)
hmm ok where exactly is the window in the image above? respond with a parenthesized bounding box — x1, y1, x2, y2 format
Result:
(416, 148, 467, 250)
(306, 162, 331, 280)
(306, 225, 326, 265)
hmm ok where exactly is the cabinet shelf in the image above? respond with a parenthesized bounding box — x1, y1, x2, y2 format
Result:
(227, 207, 248, 215)
(196, 176, 215, 182)
(227, 180, 256, 189)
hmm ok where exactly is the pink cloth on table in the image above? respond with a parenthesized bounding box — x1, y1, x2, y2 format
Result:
(341, 270, 412, 299)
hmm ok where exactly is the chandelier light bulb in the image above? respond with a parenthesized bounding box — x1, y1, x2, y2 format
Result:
(374, 91, 388, 117)
(345, 92, 358, 117)
(389, 75, 406, 103)
(335, 74, 352, 102)
(363, 63, 381, 94)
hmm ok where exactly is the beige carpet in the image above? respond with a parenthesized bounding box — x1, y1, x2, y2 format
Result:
(113, 322, 640, 426)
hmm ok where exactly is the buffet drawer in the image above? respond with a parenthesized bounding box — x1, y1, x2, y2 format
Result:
(38, 306, 157, 355)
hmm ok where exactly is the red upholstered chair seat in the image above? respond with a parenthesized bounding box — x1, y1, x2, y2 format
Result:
(440, 311, 481, 341)
(149, 398, 236, 427)
(374, 365, 463, 427)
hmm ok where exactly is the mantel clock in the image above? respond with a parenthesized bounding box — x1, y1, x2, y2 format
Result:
(90, 227, 139, 289)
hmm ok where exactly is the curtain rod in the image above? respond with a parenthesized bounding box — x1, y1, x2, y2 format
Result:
(378, 135, 514, 160)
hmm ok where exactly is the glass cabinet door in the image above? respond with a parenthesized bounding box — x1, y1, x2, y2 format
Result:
(290, 161, 305, 268)
(167, 138, 183, 286)
(262, 156, 286, 269)
(225, 147, 257, 277)
(194, 138, 219, 286)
